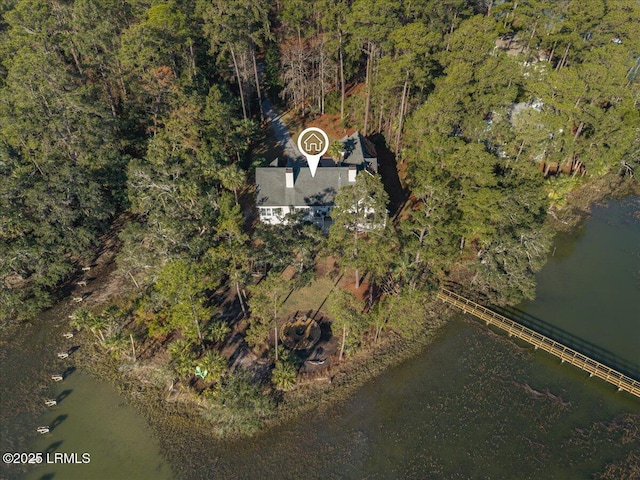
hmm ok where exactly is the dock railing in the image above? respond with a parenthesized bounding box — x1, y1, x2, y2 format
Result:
(437, 288, 640, 399)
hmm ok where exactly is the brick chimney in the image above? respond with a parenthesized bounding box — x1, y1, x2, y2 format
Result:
(348, 166, 357, 183)
(285, 167, 294, 188)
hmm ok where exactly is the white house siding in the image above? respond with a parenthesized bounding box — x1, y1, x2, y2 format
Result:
(258, 206, 291, 224)
(258, 206, 332, 226)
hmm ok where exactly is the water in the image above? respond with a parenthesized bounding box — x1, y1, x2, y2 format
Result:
(2, 197, 639, 480)
(198, 321, 637, 480)
(23, 371, 173, 480)
(0, 301, 173, 480)
(519, 197, 640, 372)
(179, 197, 639, 479)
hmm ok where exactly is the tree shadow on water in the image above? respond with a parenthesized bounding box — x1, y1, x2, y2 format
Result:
(67, 345, 81, 355)
(494, 304, 640, 380)
(49, 414, 68, 432)
(56, 389, 72, 403)
(44, 440, 63, 454)
(39, 474, 55, 480)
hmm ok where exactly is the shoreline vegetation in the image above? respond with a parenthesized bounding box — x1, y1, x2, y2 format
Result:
(546, 175, 639, 232)
(2, 176, 636, 447)
(2, 179, 637, 480)
(1, 1, 639, 475)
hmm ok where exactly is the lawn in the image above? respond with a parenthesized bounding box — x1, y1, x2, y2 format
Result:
(282, 276, 339, 321)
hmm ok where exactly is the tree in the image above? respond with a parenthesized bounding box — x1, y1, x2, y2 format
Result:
(271, 361, 296, 390)
(203, 85, 253, 164)
(197, 0, 271, 120)
(254, 214, 324, 274)
(328, 172, 390, 288)
(358, 224, 399, 306)
(0, 0, 260, 328)
(123, 100, 213, 281)
(119, 1, 198, 132)
(279, 36, 313, 113)
(218, 164, 246, 205)
(69, 308, 117, 346)
(328, 289, 366, 361)
(329, 140, 344, 161)
(207, 318, 231, 344)
(168, 339, 198, 379)
(345, 0, 401, 134)
(152, 259, 214, 348)
(208, 192, 251, 317)
(399, 174, 461, 288)
(247, 274, 292, 357)
(374, 21, 439, 150)
(271, 352, 297, 391)
(320, 0, 351, 120)
(0, 4, 125, 319)
(195, 350, 228, 385)
(370, 289, 433, 341)
(70, 0, 138, 120)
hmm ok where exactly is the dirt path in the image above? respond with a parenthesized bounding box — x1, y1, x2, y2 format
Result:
(262, 99, 304, 164)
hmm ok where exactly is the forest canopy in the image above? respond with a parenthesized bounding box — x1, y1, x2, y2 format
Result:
(1, 0, 638, 357)
(1, 0, 638, 440)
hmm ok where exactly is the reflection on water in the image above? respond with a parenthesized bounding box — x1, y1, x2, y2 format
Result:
(0, 307, 173, 480)
(494, 304, 640, 379)
(196, 319, 638, 480)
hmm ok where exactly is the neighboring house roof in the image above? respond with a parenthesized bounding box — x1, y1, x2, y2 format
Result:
(340, 131, 378, 172)
(256, 166, 353, 207)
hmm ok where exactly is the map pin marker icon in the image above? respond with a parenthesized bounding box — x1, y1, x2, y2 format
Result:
(297, 127, 329, 178)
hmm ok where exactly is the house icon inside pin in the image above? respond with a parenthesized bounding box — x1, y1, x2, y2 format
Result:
(303, 133, 323, 153)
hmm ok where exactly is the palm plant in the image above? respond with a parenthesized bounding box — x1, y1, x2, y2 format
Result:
(218, 164, 246, 205)
(271, 358, 297, 391)
(329, 140, 344, 163)
(196, 350, 228, 384)
(168, 340, 197, 379)
(69, 308, 110, 345)
(207, 319, 231, 344)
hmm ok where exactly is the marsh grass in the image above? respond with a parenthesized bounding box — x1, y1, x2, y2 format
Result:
(267, 305, 450, 426)
(71, 294, 451, 441)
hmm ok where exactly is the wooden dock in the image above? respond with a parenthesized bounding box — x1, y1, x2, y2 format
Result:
(437, 288, 640, 399)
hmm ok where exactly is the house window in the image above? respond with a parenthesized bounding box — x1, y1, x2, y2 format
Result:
(273, 207, 283, 217)
(260, 208, 272, 217)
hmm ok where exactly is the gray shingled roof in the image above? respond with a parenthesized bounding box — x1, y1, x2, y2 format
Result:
(256, 167, 354, 207)
(256, 131, 378, 209)
(340, 131, 378, 172)
(282, 131, 378, 171)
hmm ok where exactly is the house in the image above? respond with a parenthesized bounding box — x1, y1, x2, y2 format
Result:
(256, 131, 378, 228)
(256, 165, 357, 229)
